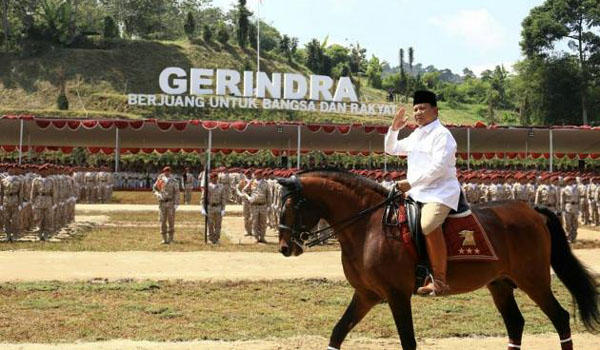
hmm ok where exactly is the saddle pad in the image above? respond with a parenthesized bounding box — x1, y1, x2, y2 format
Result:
(442, 214, 498, 261)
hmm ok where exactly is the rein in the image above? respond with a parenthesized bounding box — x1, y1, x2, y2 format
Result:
(279, 176, 403, 248)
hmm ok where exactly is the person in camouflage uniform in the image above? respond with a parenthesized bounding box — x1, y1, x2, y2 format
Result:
(535, 175, 560, 213)
(152, 166, 180, 244)
(201, 172, 227, 244)
(1, 165, 24, 242)
(31, 165, 57, 241)
(502, 174, 515, 200)
(488, 175, 505, 201)
(590, 177, 599, 226)
(217, 167, 232, 204)
(182, 167, 194, 205)
(576, 177, 589, 225)
(84, 170, 97, 203)
(20, 167, 36, 231)
(243, 169, 270, 243)
(561, 176, 580, 242)
(512, 173, 529, 204)
(463, 174, 480, 205)
(526, 174, 537, 207)
(236, 172, 253, 236)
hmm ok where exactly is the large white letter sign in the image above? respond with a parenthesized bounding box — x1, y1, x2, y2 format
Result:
(159, 67, 187, 94)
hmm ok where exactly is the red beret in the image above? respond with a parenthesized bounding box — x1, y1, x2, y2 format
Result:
(162, 166, 172, 173)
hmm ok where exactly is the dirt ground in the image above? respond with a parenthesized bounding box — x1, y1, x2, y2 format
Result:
(3, 333, 600, 350)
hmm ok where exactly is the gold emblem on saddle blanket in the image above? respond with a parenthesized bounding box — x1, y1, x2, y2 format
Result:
(459, 230, 476, 246)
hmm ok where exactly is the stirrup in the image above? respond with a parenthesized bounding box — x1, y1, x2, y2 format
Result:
(417, 274, 450, 296)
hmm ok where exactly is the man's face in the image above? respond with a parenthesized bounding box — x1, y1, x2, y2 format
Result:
(413, 103, 438, 126)
(164, 171, 171, 178)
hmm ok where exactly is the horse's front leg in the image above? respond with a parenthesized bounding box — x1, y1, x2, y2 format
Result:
(387, 289, 417, 350)
(328, 290, 380, 350)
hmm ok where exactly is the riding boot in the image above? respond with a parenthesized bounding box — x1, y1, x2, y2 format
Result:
(417, 227, 450, 296)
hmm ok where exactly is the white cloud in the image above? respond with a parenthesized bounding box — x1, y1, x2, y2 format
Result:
(428, 9, 507, 51)
(469, 61, 515, 77)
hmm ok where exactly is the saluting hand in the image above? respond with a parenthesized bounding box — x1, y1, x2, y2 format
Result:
(391, 106, 408, 131)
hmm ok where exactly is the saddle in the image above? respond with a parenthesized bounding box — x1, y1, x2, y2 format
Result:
(383, 189, 497, 291)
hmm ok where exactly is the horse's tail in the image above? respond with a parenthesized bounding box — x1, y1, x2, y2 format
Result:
(535, 206, 600, 332)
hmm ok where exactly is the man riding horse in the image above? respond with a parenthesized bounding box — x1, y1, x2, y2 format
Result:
(384, 90, 460, 296)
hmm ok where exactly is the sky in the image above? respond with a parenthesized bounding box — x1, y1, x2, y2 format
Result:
(211, 0, 546, 76)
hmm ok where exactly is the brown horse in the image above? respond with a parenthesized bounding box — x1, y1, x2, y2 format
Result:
(277, 169, 600, 350)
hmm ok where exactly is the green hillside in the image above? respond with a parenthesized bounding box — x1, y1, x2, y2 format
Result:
(0, 38, 512, 125)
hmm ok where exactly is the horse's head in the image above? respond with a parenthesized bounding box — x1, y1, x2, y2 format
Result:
(277, 175, 323, 257)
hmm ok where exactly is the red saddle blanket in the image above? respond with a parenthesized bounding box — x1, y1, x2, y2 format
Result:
(442, 214, 498, 261)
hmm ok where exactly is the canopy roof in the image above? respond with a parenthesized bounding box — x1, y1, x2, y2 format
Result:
(1, 115, 599, 158)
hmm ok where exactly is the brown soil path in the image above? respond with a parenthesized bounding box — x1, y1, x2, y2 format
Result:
(2, 333, 599, 350)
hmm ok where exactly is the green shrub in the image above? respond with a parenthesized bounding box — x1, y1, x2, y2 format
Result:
(57, 93, 69, 110)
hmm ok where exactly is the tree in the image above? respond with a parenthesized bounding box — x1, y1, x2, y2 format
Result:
(520, 0, 600, 125)
(513, 56, 583, 125)
(366, 55, 383, 89)
(2, 0, 9, 52)
(399, 48, 405, 77)
(202, 24, 211, 42)
(103, 16, 119, 38)
(462, 67, 476, 79)
(305, 38, 324, 74)
(408, 46, 414, 73)
(236, 0, 251, 47)
(349, 42, 366, 74)
(216, 24, 229, 44)
(184, 11, 195, 38)
(279, 34, 291, 62)
(247, 22, 256, 48)
(38, 0, 81, 46)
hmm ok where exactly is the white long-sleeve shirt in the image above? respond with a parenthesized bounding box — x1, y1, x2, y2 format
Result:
(384, 118, 460, 210)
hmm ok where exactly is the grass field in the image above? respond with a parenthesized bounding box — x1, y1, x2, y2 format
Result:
(0, 278, 577, 343)
(110, 191, 201, 205)
(0, 211, 340, 252)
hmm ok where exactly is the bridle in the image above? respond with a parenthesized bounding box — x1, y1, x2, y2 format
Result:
(278, 176, 403, 248)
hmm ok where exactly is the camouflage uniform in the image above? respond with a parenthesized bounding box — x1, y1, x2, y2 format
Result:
(31, 175, 57, 241)
(488, 182, 505, 201)
(84, 171, 97, 203)
(182, 172, 194, 205)
(512, 182, 529, 203)
(586, 181, 598, 226)
(594, 183, 600, 226)
(153, 173, 180, 244)
(218, 172, 231, 204)
(1, 174, 23, 241)
(463, 182, 480, 205)
(236, 176, 253, 236)
(535, 183, 560, 213)
(577, 181, 589, 225)
(561, 183, 580, 242)
(502, 182, 514, 200)
(201, 181, 227, 243)
(526, 181, 537, 207)
(246, 177, 270, 242)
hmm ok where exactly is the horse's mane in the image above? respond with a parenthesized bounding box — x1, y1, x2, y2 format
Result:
(297, 167, 390, 198)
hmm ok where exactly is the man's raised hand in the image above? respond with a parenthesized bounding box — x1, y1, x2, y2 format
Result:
(391, 106, 408, 131)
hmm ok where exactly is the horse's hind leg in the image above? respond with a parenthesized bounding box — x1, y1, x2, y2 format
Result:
(328, 291, 380, 350)
(518, 280, 572, 350)
(488, 279, 525, 350)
